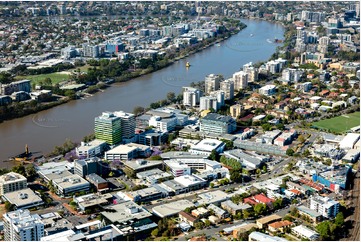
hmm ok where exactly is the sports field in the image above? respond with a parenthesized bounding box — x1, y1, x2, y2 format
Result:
(312, 112, 360, 133)
(15, 72, 70, 85)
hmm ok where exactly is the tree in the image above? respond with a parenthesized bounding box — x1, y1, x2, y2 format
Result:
(254, 203, 267, 216)
(151, 228, 159, 237)
(133, 106, 145, 116)
(290, 207, 299, 217)
(166, 92, 176, 102)
(316, 221, 331, 240)
(243, 209, 251, 219)
(194, 222, 205, 230)
(26, 164, 37, 179)
(12, 164, 26, 176)
(261, 123, 272, 131)
(334, 212, 344, 228)
(64, 90, 76, 100)
(208, 150, 218, 161)
(5, 201, 14, 211)
(210, 182, 215, 188)
(204, 219, 211, 228)
(230, 170, 242, 183)
(286, 148, 294, 156)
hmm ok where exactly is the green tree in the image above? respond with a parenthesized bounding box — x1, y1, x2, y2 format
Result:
(204, 219, 211, 228)
(286, 148, 294, 156)
(254, 203, 267, 216)
(12, 165, 26, 176)
(316, 221, 331, 240)
(5, 201, 14, 211)
(133, 106, 145, 116)
(166, 92, 176, 102)
(151, 228, 159, 237)
(208, 150, 218, 161)
(334, 212, 344, 228)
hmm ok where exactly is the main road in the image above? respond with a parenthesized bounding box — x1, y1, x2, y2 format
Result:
(0, 19, 284, 165)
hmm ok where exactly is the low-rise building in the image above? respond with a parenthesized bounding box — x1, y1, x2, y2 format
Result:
(200, 113, 237, 134)
(73, 193, 113, 212)
(268, 220, 293, 233)
(297, 205, 323, 223)
(2, 188, 44, 210)
(105, 143, 151, 161)
(207, 204, 229, 219)
(292, 225, 320, 241)
(197, 190, 229, 206)
(221, 200, 252, 215)
(86, 173, 108, 192)
(189, 138, 225, 156)
(124, 187, 164, 203)
(179, 211, 199, 227)
(52, 174, 90, 197)
(76, 140, 107, 158)
(152, 199, 195, 218)
(124, 159, 163, 173)
(248, 231, 287, 241)
(136, 169, 173, 184)
(256, 214, 282, 229)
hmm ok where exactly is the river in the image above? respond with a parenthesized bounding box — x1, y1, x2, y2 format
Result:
(0, 19, 284, 167)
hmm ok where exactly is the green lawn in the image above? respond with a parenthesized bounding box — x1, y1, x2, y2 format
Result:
(15, 72, 71, 86)
(312, 112, 360, 133)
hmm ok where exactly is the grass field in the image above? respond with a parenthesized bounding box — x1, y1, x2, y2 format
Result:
(15, 72, 70, 86)
(312, 112, 360, 133)
(14, 65, 91, 86)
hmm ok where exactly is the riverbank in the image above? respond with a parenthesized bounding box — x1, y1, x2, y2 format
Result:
(0, 25, 245, 124)
(0, 18, 285, 165)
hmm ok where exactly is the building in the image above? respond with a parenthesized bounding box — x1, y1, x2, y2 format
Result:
(52, 174, 90, 197)
(125, 160, 163, 174)
(3, 209, 44, 241)
(233, 71, 248, 91)
(152, 199, 195, 218)
(94, 112, 122, 145)
(297, 205, 322, 223)
(136, 169, 172, 184)
(76, 139, 107, 158)
(229, 104, 243, 118)
(220, 79, 234, 100)
(221, 200, 252, 215)
(0, 95, 12, 106)
(124, 187, 164, 203)
(0, 79, 31, 95)
(105, 143, 151, 161)
(339, 133, 359, 150)
(232, 223, 258, 238)
(189, 138, 225, 156)
(256, 214, 282, 229)
(149, 116, 177, 132)
(179, 211, 199, 227)
(223, 149, 265, 170)
(2, 188, 44, 210)
(82, 43, 100, 58)
(199, 96, 218, 111)
(114, 111, 136, 143)
(259, 85, 276, 96)
(197, 190, 229, 206)
(86, 173, 108, 192)
(101, 200, 157, 235)
(204, 74, 222, 95)
(310, 195, 339, 218)
(268, 220, 293, 233)
(36, 161, 74, 182)
(74, 157, 103, 178)
(183, 87, 202, 107)
(209, 90, 225, 109)
(200, 113, 237, 134)
(72, 193, 113, 212)
(292, 225, 320, 241)
(0, 172, 27, 196)
(248, 231, 288, 241)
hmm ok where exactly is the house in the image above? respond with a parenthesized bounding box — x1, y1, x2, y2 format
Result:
(268, 220, 293, 233)
(179, 211, 199, 227)
(244, 193, 274, 208)
(221, 200, 252, 215)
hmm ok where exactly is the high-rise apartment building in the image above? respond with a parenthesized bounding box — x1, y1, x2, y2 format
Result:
(229, 104, 243, 118)
(94, 112, 122, 145)
(220, 79, 234, 100)
(204, 74, 222, 95)
(3, 209, 44, 241)
(310, 195, 339, 218)
(233, 71, 248, 91)
(183, 87, 202, 107)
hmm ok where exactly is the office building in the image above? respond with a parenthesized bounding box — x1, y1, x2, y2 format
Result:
(76, 139, 107, 158)
(204, 74, 222, 95)
(310, 195, 339, 218)
(220, 79, 234, 100)
(3, 209, 44, 241)
(0, 172, 27, 196)
(52, 174, 90, 197)
(229, 104, 243, 118)
(74, 157, 102, 178)
(105, 143, 151, 161)
(233, 71, 248, 91)
(114, 111, 136, 142)
(189, 139, 225, 156)
(94, 112, 122, 145)
(2, 188, 44, 210)
(200, 113, 237, 134)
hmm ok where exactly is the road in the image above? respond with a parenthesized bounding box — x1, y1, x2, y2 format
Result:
(176, 206, 291, 241)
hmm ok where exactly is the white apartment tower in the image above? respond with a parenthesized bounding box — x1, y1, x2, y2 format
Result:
(220, 79, 234, 100)
(183, 87, 202, 107)
(204, 74, 222, 95)
(310, 195, 340, 218)
(0, 172, 27, 196)
(243, 62, 258, 82)
(3, 209, 44, 241)
(200, 96, 218, 111)
(233, 71, 248, 91)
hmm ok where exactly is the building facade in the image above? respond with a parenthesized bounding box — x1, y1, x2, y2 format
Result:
(94, 112, 122, 145)
(0, 172, 27, 196)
